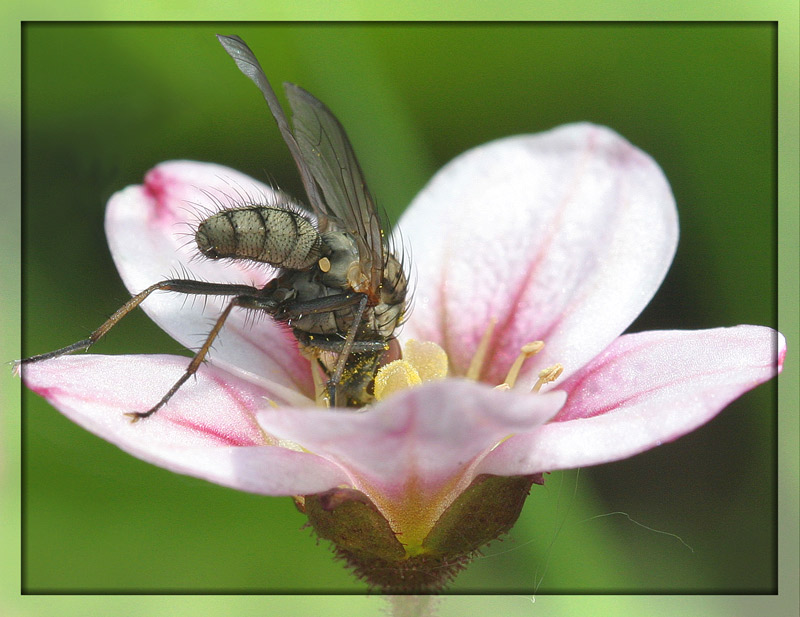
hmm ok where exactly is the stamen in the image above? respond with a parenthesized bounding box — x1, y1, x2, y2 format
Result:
(532, 363, 564, 393)
(466, 317, 497, 381)
(501, 340, 545, 389)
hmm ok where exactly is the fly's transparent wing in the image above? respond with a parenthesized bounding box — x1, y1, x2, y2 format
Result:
(216, 34, 329, 231)
(284, 83, 384, 298)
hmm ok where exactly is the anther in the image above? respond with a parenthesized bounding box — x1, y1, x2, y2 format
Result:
(501, 340, 545, 389)
(466, 317, 497, 381)
(374, 360, 422, 401)
(402, 339, 448, 381)
(532, 363, 564, 393)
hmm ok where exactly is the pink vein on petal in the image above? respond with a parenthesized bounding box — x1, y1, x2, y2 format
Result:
(203, 369, 269, 439)
(554, 337, 655, 421)
(482, 131, 596, 380)
(554, 327, 783, 423)
(164, 416, 261, 446)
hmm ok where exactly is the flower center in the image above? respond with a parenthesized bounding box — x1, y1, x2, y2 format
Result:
(374, 320, 564, 401)
(355, 323, 566, 557)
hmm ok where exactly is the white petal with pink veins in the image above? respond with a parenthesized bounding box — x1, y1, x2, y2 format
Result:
(397, 124, 678, 389)
(479, 326, 785, 475)
(21, 354, 345, 495)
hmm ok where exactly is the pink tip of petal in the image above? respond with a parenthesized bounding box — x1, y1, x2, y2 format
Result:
(22, 353, 347, 496)
(142, 166, 174, 223)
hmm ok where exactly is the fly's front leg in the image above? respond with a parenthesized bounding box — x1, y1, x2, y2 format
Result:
(328, 294, 370, 407)
(17, 280, 260, 368)
(272, 292, 372, 407)
(294, 332, 389, 354)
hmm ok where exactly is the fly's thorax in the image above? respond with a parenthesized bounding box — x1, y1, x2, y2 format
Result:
(195, 205, 325, 270)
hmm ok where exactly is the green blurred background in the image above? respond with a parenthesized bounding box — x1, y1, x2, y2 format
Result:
(12, 20, 794, 609)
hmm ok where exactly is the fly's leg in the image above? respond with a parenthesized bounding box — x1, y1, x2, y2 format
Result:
(328, 294, 370, 406)
(272, 291, 364, 321)
(122, 289, 372, 417)
(17, 280, 261, 366)
(294, 332, 389, 354)
(124, 291, 285, 422)
(272, 292, 374, 407)
(124, 295, 253, 422)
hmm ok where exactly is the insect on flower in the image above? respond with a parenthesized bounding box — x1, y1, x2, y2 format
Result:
(17, 34, 409, 418)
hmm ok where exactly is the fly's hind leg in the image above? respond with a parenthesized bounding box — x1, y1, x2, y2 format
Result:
(124, 295, 250, 422)
(18, 279, 264, 422)
(124, 291, 277, 422)
(18, 279, 261, 367)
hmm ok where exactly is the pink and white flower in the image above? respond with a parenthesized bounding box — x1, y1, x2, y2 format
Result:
(20, 123, 784, 559)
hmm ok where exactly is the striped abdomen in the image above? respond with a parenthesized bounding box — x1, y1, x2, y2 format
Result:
(195, 206, 324, 270)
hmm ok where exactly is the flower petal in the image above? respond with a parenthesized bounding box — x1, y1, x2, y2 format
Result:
(397, 124, 678, 388)
(105, 161, 313, 395)
(21, 354, 346, 495)
(478, 325, 785, 475)
(256, 380, 565, 541)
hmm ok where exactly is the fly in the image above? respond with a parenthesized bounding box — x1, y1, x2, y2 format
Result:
(18, 34, 409, 417)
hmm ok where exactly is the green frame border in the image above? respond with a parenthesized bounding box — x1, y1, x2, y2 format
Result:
(3, 5, 798, 617)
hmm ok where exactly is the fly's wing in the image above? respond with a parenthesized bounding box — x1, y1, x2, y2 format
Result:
(284, 83, 384, 300)
(216, 34, 330, 231)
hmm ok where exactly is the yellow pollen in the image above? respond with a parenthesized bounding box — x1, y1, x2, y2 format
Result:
(373, 339, 449, 401)
(501, 340, 545, 389)
(402, 339, 449, 381)
(318, 256, 331, 272)
(374, 360, 422, 401)
(532, 363, 564, 393)
(466, 317, 497, 381)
